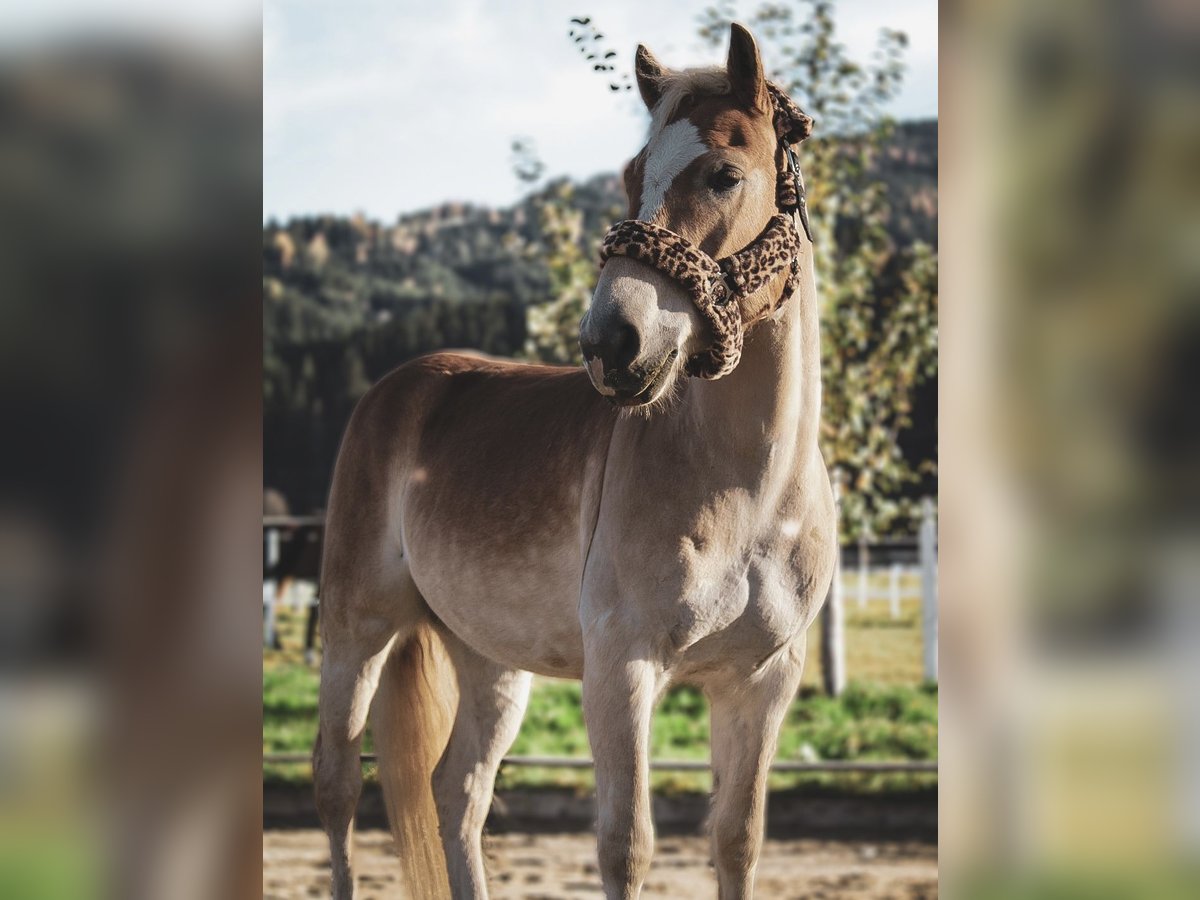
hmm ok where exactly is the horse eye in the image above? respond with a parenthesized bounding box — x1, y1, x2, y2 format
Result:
(708, 165, 743, 192)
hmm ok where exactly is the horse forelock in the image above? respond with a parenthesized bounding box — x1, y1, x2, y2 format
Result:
(646, 67, 731, 137)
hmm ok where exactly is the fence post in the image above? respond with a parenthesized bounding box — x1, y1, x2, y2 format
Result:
(821, 471, 846, 697)
(857, 535, 869, 609)
(264, 526, 281, 647)
(889, 562, 902, 620)
(919, 497, 938, 682)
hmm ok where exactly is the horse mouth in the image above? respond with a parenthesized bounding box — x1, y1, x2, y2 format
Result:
(611, 350, 679, 408)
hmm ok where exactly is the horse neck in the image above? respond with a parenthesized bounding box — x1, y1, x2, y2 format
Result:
(683, 241, 821, 468)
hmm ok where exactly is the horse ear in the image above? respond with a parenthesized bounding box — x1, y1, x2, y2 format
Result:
(727, 23, 768, 112)
(635, 44, 666, 110)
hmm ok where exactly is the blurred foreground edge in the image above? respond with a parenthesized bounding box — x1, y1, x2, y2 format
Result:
(0, 24, 262, 900)
(942, 0, 1200, 895)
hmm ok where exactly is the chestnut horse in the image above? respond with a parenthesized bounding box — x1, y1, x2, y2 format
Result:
(313, 24, 836, 900)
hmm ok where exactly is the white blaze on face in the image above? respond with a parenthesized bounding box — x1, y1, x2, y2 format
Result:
(638, 118, 707, 221)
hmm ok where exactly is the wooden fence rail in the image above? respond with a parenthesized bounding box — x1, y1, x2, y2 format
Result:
(262, 752, 936, 774)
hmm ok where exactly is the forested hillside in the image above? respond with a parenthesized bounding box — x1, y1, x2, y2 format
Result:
(264, 120, 937, 514)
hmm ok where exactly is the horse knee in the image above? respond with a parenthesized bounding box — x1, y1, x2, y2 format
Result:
(712, 817, 761, 875)
(596, 815, 653, 887)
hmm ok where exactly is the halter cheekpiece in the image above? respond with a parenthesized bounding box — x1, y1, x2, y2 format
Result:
(598, 82, 814, 380)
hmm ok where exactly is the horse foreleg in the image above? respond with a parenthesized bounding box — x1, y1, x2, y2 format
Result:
(312, 619, 396, 900)
(433, 638, 531, 899)
(583, 651, 661, 900)
(707, 640, 806, 899)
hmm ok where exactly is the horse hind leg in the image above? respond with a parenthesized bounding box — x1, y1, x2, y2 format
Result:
(312, 628, 391, 900)
(433, 636, 532, 899)
(312, 558, 424, 900)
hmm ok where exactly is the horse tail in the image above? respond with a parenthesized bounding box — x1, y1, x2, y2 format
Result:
(371, 621, 458, 900)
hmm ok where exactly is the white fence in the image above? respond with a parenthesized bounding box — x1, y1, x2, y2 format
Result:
(842, 561, 920, 617)
(821, 496, 937, 695)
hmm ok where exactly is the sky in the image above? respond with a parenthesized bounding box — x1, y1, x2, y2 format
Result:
(264, 0, 937, 222)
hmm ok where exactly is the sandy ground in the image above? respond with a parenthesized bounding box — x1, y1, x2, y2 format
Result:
(264, 829, 937, 899)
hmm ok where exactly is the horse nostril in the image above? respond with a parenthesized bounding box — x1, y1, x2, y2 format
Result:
(580, 317, 641, 374)
(609, 320, 640, 371)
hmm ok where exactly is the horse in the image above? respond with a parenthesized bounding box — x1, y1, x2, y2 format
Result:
(312, 23, 836, 900)
(263, 489, 324, 656)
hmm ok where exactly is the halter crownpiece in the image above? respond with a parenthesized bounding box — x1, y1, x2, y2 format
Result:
(598, 81, 814, 380)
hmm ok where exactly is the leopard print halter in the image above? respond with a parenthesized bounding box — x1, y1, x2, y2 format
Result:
(598, 82, 814, 380)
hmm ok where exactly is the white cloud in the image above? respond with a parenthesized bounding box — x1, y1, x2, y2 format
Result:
(264, 0, 937, 220)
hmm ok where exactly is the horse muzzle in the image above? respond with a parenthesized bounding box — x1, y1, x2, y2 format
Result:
(586, 348, 679, 408)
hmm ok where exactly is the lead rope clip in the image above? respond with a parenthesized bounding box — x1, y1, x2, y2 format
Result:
(784, 143, 814, 245)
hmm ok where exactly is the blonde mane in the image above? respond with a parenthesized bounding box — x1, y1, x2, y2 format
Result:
(647, 66, 731, 136)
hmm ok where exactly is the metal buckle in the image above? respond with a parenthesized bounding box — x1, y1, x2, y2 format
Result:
(784, 144, 814, 244)
(709, 267, 740, 307)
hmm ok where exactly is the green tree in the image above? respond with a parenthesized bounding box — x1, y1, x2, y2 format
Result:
(511, 139, 597, 366)
(342, 350, 371, 402)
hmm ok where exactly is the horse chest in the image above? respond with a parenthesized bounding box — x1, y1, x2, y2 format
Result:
(666, 535, 821, 677)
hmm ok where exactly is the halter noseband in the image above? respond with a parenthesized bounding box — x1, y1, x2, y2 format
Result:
(598, 82, 814, 380)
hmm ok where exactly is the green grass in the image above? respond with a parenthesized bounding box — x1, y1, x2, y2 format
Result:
(264, 593, 936, 793)
(491, 678, 936, 793)
(956, 868, 1200, 900)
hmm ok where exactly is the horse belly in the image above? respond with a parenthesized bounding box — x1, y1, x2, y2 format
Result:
(403, 521, 586, 678)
